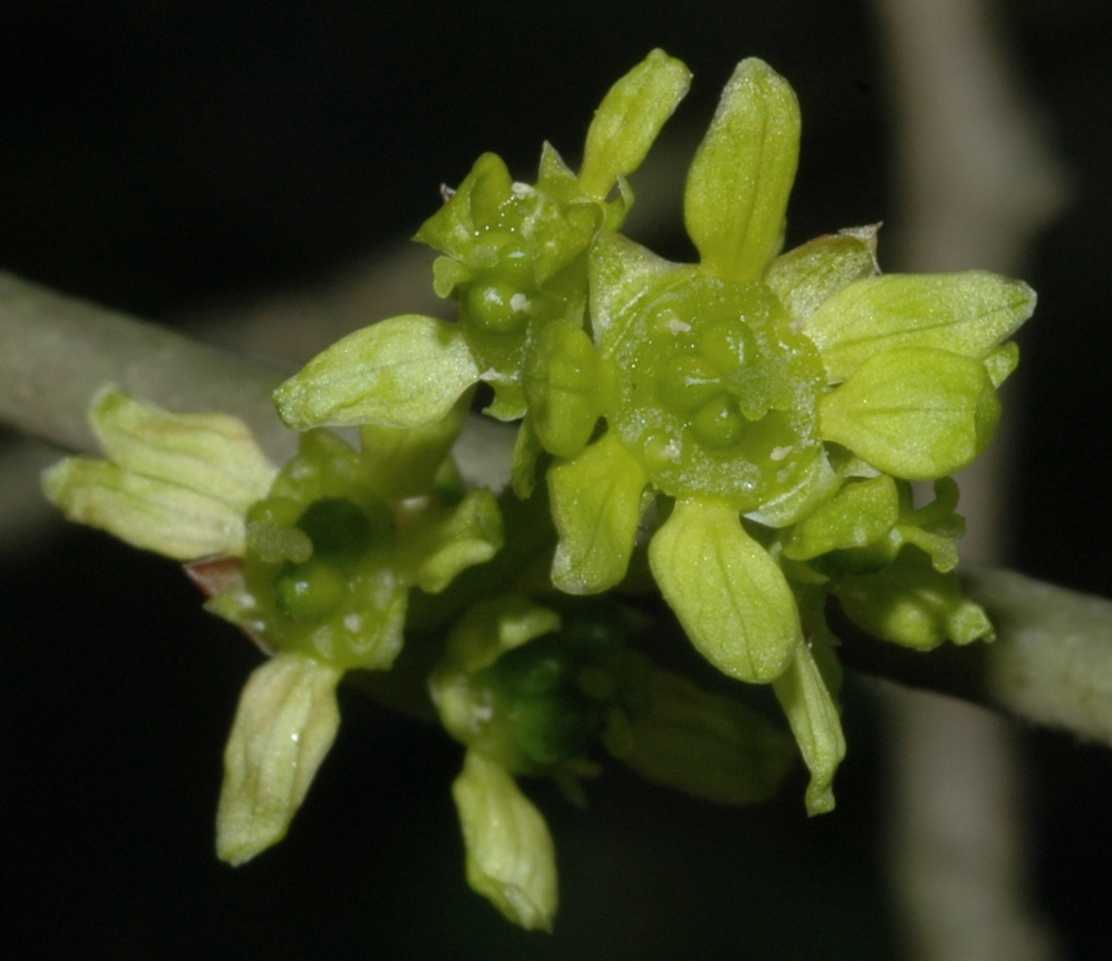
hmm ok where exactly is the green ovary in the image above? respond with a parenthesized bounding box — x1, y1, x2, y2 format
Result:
(464, 280, 529, 335)
(464, 610, 636, 774)
(484, 639, 604, 769)
(455, 192, 587, 385)
(609, 273, 824, 509)
(241, 492, 399, 668)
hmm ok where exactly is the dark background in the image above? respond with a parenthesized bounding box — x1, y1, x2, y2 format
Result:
(5, 2, 1111, 958)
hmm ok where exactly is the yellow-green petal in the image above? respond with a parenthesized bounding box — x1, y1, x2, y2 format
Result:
(216, 653, 342, 866)
(648, 496, 801, 683)
(579, 49, 691, 200)
(611, 667, 794, 804)
(359, 391, 469, 499)
(772, 642, 846, 815)
(805, 272, 1035, 383)
(452, 750, 558, 932)
(523, 324, 603, 459)
(818, 347, 1001, 479)
(764, 228, 879, 326)
(90, 385, 275, 513)
(684, 58, 801, 282)
(43, 457, 246, 560)
(274, 315, 480, 430)
(549, 433, 647, 594)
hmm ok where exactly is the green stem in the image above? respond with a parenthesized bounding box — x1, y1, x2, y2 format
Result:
(4, 271, 1112, 745)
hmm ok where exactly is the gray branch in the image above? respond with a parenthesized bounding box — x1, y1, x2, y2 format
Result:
(3, 271, 1111, 746)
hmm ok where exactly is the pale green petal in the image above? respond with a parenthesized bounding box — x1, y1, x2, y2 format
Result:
(764, 228, 879, 326)
(818, 347, 1001, 479)
(216, 653, 342, 866)
(452, 751, 558, 932)
(805, 272, 1035, 383)
(90, 385, 275, 512)
(649, 497, 801, 683)
(43, 457, 245, 559)
(549, 433, 647, 594)
(610, 668, 794, 804)
(579, 49, 691, 200)
(407, 489, 504, 594)
(772, 642, 846, 815)
(684, 58, 800, 281)
(783, 474, 899, 561)
(274, 315, 480, 430)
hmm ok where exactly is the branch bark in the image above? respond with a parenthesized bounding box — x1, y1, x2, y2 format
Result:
(3, 271, 1110, 746)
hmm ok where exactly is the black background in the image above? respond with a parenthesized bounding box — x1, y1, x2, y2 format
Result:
(5, 2, 1111, 958)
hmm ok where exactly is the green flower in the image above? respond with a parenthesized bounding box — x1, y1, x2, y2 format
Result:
(429, 594, 794, 926)
(273, 49, 690, 430)
(44, 386, 504, 865)
(244, 50, 1036, 818)
(206, 412, 501, 863)
(207, 423, 502, 671)
(544, 56, 1031, 811)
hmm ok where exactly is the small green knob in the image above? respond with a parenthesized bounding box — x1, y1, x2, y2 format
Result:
(275, 558, 347, 623)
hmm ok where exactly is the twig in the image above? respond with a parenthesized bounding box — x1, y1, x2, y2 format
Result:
(3, 271, 1110, 746)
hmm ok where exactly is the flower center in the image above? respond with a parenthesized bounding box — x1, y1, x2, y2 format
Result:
(607, 272, 824, 508)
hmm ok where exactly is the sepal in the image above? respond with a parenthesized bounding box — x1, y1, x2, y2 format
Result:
(216, 653, 342, 866)
(783, 474, 899, 561)
(43, 457, 248, 560)
(818, 347, 1001, 479)
(402, 489, 504, 594)
(511, 418, 544, 499)
(834, 548, 994, 649)
(608, 667, 794, 804)
(805, 272, 1035, 383)
(273, 315, 479, 430)
(549, 433, 647, 594)
(648, 496, 801, 683)
(588, 231, 686, 358)
(414, 152, 514, 261)
(772, 641, 846, 815)
(684, 58, 800, 281)
(452, 750, 558, 932)
(578, 48, 691, 200)
(765, 228, 879, 326)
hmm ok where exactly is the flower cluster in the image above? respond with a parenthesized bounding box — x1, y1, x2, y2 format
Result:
(43, 48, 1035, 933)
(275, 50, 1032, 819)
